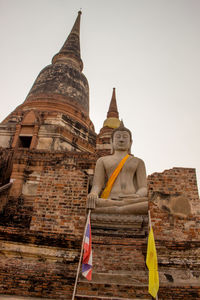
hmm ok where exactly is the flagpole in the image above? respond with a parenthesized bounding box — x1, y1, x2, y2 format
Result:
(148, 210, 152, 229)
(72, 209, 91, 300)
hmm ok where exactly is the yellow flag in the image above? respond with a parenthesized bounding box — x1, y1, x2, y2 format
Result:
(101, 154, 130, 199)
(146, 227, 159, 298)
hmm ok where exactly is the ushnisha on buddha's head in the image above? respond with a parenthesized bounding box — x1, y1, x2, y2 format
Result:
(111, 121, 132, 153)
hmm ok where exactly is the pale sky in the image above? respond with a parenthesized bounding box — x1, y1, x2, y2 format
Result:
(0, 0, 199, 192)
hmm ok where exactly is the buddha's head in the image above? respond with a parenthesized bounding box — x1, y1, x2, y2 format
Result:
(111, 121, 132, 153)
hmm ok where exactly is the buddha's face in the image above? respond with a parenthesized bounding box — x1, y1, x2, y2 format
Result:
(112, 130, 132, 152)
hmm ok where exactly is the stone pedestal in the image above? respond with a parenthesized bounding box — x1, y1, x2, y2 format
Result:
(76, 213, 151, 299)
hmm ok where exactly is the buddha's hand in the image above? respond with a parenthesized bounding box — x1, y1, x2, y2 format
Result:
(87, 192, 98, 209)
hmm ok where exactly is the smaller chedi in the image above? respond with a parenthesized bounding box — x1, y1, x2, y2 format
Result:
(87, 121, 148, 214)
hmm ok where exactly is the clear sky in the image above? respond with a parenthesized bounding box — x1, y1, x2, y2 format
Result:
(0, 0, 199, 192)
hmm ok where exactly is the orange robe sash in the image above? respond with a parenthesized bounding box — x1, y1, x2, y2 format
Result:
(100, 154, 130, 199)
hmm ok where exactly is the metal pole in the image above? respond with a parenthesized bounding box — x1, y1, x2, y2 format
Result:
(72, 209, 91, 300)
(148, 210, 152, 229)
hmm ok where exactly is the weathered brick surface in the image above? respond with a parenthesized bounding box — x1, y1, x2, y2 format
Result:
(148, 167, 199, 214)
(75, 216, 150, 299)
(0, 195, 33, 228)
(0, 225, 81, 299)
(145, 168, 200, 299)
(0, 148, 14, 186)
(25, 64, 89, 115)
(2, 150, 95, 226)
(30, 165, 88, 236)
(0, 258, 72, 298)
(0, 150, 96, 299)
(147, 167, 200, 241)
(0, 149, 199, 299)
(96, 126, 113, 157)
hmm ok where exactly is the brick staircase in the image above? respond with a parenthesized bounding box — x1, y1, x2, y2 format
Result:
(75, 280, 151, 299)
(74, 213, 151, 300)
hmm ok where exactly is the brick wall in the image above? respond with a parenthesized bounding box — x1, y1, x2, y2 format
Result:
(147, 167, 200, 241)
(0, 150, 97, 299)
(146, 167, 200, 299)
(0, 150, 199, 299)
(30, 164, 88, 237)
(0, 147, 13, 185)
(148, 167, 199, 214)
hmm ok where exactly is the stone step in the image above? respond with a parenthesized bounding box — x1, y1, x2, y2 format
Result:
(75, 294, 150, 300)
(0, 295, 52, 300)
(76, 281, 151, 299)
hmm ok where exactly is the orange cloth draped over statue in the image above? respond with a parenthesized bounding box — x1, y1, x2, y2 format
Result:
(100, 154, 130, 199)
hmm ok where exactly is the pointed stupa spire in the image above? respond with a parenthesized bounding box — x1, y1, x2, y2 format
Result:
(52, 11, 83, 71)
(107, 88, 119, 118)
(103, 88, 120, 129)
(24, 10, 90, 117)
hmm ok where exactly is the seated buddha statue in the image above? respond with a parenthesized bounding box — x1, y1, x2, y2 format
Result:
(87, 122, 148, 214)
